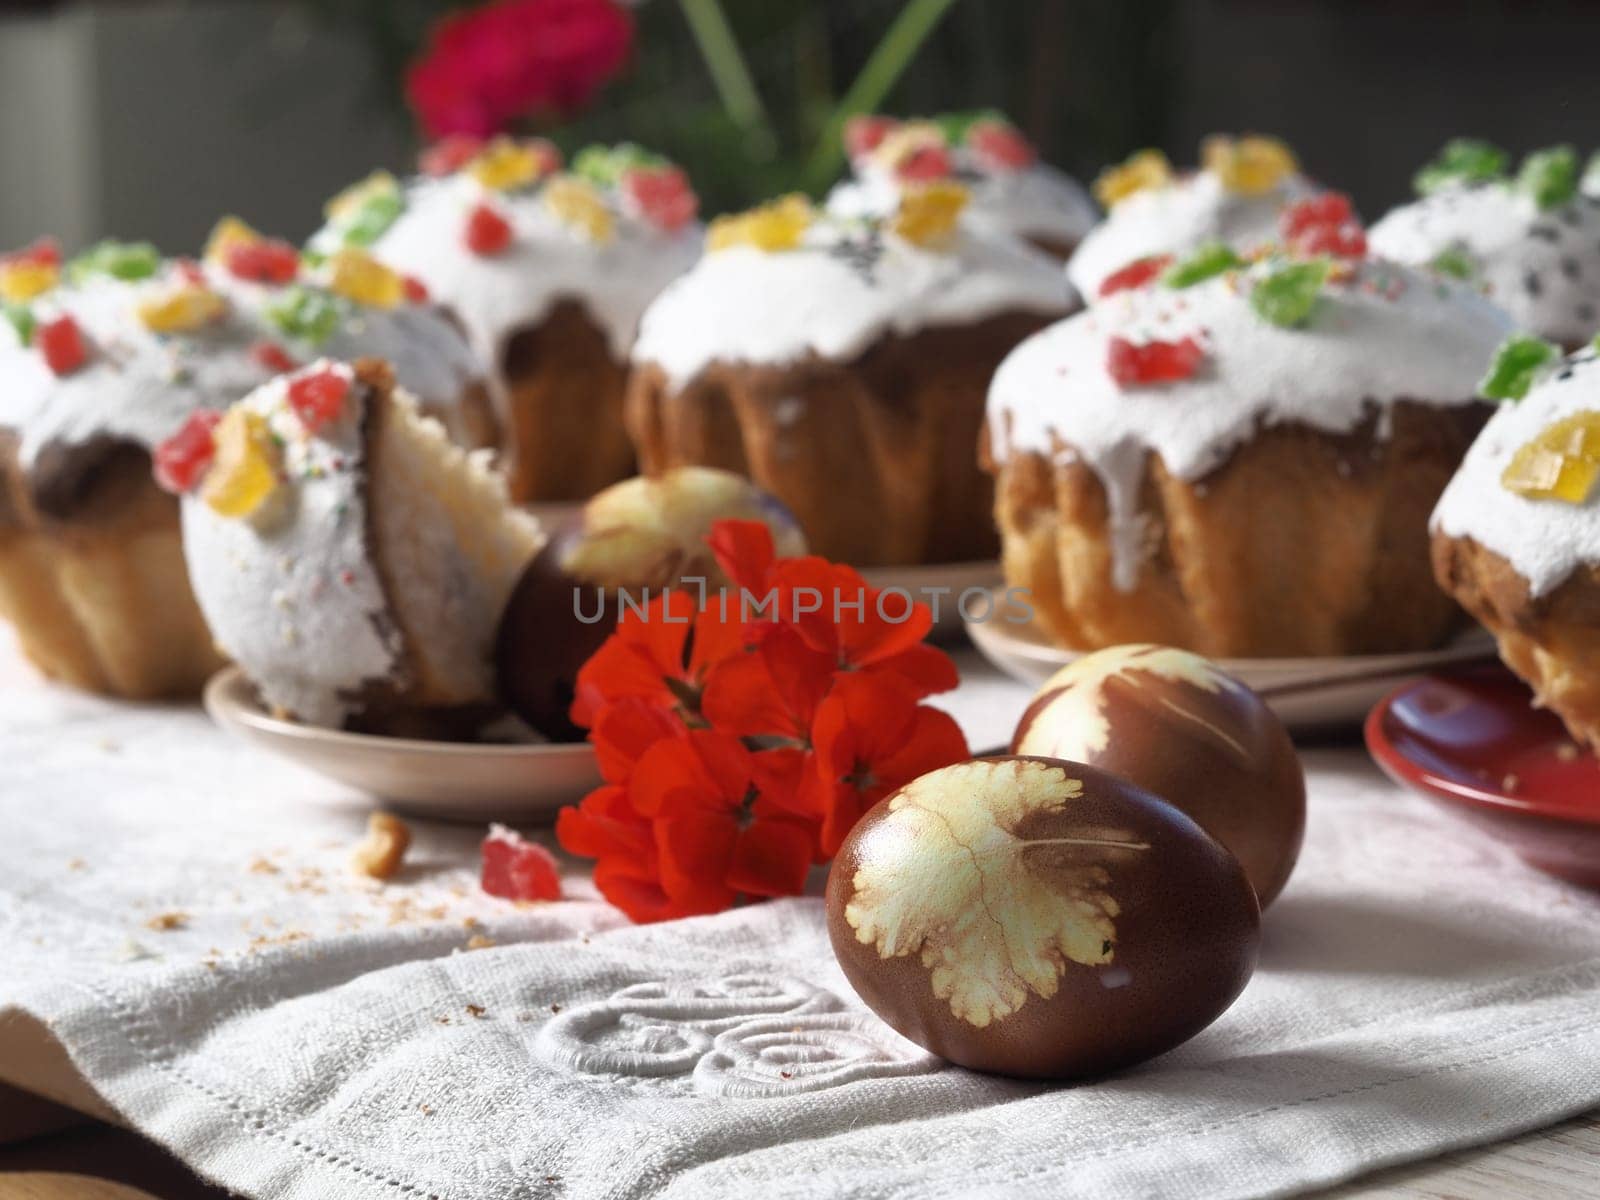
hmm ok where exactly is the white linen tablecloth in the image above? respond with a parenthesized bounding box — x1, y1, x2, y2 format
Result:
(4, 640, 1600, 1200)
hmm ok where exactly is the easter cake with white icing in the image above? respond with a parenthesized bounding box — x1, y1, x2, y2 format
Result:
(985, 205, 1512, 657)
(312, 138, 701, 503)
(1067, 135, 1320, 301)
(1432, 336, 1600, 751)
(179, 359, 542, 730)
(1369, 140, 1600, 349)
(626, 187, 1072, 566)
(0, 235, 485, 699)
(827, 112, 1098, 261)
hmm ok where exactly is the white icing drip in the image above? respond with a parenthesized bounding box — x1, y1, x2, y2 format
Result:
(327, 173, 701, 373)
(829, 160, 1098, 248)
(0, 265, 482, 471)
(180, 363, 402, 727)
(1066, 171, 1317, 298)
(632, 220, 1072, 389)
(1432, 351, 1600, 597)
(988, 258, 1512, 590)
(1368, 182, 1600, 346)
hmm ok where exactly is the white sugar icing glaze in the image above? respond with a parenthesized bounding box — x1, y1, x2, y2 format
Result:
(828, 160, 1098, 249)
(632, 218, 1073, 389)
(180, 362, 401, 727)
(0, 262, 482, 471)
(1066, 171, 1318, 299)
(1368, 181, 1600, 346)
(320, 172, 701, 373)
(988, 258, 1512, 590)
(1432, 349, 1600, 597)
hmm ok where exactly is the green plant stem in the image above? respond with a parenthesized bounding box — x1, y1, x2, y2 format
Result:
(802, 0, 962, 194)
(678, 0, 776, 154)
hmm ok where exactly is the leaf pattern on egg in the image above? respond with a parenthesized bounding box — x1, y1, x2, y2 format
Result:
(843, 759, 1149, 1029)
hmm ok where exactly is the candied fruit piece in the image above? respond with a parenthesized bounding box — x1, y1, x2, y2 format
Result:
(420, 135, 486, 177)
(844, 114, 898, 160)
(68, 240, 160, 284)
(1163, 241, 1244, 289)
(135, 283, 228, 334)
(4, 302, 36, 346)
(892, 181, 970, 248)
(0, 259, 58, 304)
(1517, 145, 1579, 212)
(201, 407, 281, 519)
(1093, 149, 1173, 208)
(266, 286, 343, 346)
(572, 143, 663, 189)
(1415, 138, 1508, 196)
(707, 195, 813, 253)
(326, 249, 404, 309)
(1106, 334, 1205, 386)
(325, 171, 405, 247)
(204, 216, 260, 265)
(286, 366, 352, 434)
(481, 824, 561, 901)
(468, 136, 550, 191)
(620, 165, 698, 233)
(1430, 246, 1477, 280)
(1501, 412, 1600, 504)
(463, 203, 515, 256)
(402, 275, 430, 303)
(249, 340, 298, 374)
(544, 176, 615, 243)
(1280, 193, 1366, 259)
(1281, 193, 1353, 238)
(36, 315, 89, 375)
(1099, 254, 1175, 297)
(967, 119, 1036, 170)
(4, 237, 61, 269)
(226, 239, 301, 286)
(1478, 334, 1559, 402)
(1203, 135, 1297, 195)
(153, 409, 222, 494)
(872, 121, 951, 183)
(1250, 259, 1331, 328)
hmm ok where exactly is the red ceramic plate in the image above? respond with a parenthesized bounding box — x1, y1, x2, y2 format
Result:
(1366, 665, 1600, 888)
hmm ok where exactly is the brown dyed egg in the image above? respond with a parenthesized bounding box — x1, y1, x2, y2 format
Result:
(826, 756, 1259, 1079)
(495, 467, 804, 740)
(1011, 645, 1305, 907)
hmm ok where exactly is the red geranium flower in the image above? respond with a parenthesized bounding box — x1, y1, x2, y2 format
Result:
(406, 0, 634, 139)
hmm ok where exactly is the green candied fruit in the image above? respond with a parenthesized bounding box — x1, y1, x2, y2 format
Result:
(1414, 138, 1508, 196)
(68, 239, 161, 283)
(2, 302, 35, 346)
(1479, 333, 1560, 402)
(340, 192, 405, 248)
(265, 286, 343, 346)
(935, 108, 1006, 144)
(1429, 246, 1477, 280)
(1249, 259, 1331, 328)
(572, 143, 664, 188)
(1516, 145, 1579, 211)
(1163, 241, 1244, 289)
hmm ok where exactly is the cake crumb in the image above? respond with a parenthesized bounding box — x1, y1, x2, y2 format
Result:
(66, 858, 86, 872)
(145, 912, 189, 932)
(248, 857, 281, 875)
(465, 934, 496, 951)
(351, 812, 412, 880)
(1556, 742, 1580, 762)
(466, 1004, 487, 1019)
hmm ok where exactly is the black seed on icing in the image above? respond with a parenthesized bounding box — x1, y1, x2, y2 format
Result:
(1562, 257, 1582, 279)
(1579, 302, 1597, 322)
(1530, 225, 1561, 242)
(1524, 271, 1543, 297)
(1558, 368, 1575, 381)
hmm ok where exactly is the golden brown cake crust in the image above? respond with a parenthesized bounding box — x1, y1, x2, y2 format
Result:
(625, 311, 1052, 566)
(987, 400, 1489, 658)
(1432, 530, 1600, 752)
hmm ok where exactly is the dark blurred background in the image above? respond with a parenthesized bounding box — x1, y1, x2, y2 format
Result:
(3, 0, 1600, 253)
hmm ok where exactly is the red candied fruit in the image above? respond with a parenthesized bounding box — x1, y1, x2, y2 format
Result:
(402, 275, 430, 303)
(844, 114, 899, 160)
(250, 340, 298, 374)
(895, 144, 953, 182)
(37, 315, 88, 375)
(464, 203, 514, 256)
(481, 824, 561, 902)
(286, 367, 351, 434)
(173, 258, 206, 286)
(1106, 334, 1205, 387)
(420, 134, 486, 177)
(621, 164, 698, 233)
(4, 237, 61, 268)
(969, 121, 1036, 170)
(1281, 192, 1366, 259)
(1098, 254, 1175, 297)
(224, 239, 301, 285)
(153, 409, 222, 494)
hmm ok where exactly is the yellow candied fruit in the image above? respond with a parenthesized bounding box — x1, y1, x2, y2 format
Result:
(0, 260, 59, 303)
(1501, 411, 1600, 504)
(1202, 134, 1298, 195)
(204, 216, 261, 264)
(325, 170, 400, 222)
(891, 181, 970, 248)
(872, 120, 946, 171)
(468, 137, 546, 191)
(326, 248, 404, 309)
(201, 407, 281, 518)
(706, 195, 813, 254)
(543, 175, 615, 244)
(1093, 149, 1173, 209)
(135, 283, 228, 334)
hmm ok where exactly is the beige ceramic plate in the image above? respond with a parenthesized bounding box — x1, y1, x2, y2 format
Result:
(963, 586, 1499, 732)
(203, 667, 601, 823)
(860, 560, 1003, 641)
